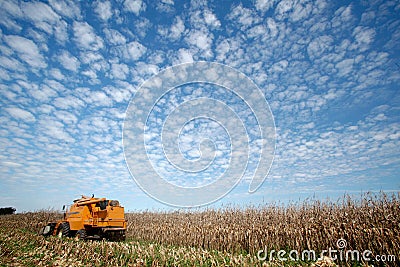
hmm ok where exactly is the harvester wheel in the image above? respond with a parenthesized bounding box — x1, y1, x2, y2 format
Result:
(40, 223, 56, 237)
(118, 230, 126, 242)
(40, 225, 50, 236)
(107, 230, 126, 241)
(57, 222, 70, 238)
(75, 229, 87, 240)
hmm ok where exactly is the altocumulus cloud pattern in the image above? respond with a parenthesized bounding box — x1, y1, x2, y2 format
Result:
(123, 62, 275, 207)
(0, 0, 399, 211)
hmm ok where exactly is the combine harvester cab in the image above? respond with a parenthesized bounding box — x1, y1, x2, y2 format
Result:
(40, 195, 127, 241)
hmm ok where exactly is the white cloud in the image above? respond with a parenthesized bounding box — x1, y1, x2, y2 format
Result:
(46, 79, 67, 93)
(54, 20, 68, 44)
(103, 85, 132, 103)
(82, 69, 98, 79)
(127, 41, 147, 60)
(48, 0, 81, 19)
(53, 95, 85, 110)
(275, 0, 295, 19)
(110, 63, 129, 80)
(4, 35, 47, 68)
(336, 58, 354, 77)
(73, 21, 104, 51)
(255, 0, 277, 12)
(38, 117, 75, 143)
(161, 0, 174, 5)
(26, 29, 48, 47)
(228, 4, 261, 29)
(215, 39, 231, 61)
(54, 110, 78, 125)
(130, 61, 159, 81)
(5, 107, 36, 123)
(247, 24, 267, 39)
(123, 0, 146, 15)
(20, 1, 70, 38)
(94, 1, 113, 21)
(156, 0, 175, 13)
(28, 83, 58, 102)
(0, 0, 23, 31)
(169, 16, 185, 40)
(21, 1, 60, 24)
(270, 60, 288, 73)
(352, 26, 375, 52)
(177, 48, 194, 63)
(186, 30, 212, 50)
(307, 35, 334, 59)
(104, 29, 126, 45)
(203, 10, 221, 28)
(133, 18, 152, 38)
(0, 70, 10, 81)
(82, 90, 113, 107)
(360, 10, 376, 25)
(79, 51, 104, 64)
(332, 5, 354, 31)
(58, 50, 80, 72)
(0, 55, 25, 71)
(266, 17, 278, 38)
(1, 0, 23, 18)
(290, 1, 312, 22)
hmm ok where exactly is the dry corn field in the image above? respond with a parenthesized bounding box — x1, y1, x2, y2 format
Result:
(0, 193, 399, 266)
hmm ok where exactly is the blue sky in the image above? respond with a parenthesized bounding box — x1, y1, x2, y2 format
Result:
(0, 0, 399, 211)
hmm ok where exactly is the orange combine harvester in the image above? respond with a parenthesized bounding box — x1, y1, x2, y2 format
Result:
(40, 195, 127, 241)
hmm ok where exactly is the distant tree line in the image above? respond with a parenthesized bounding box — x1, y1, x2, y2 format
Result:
(0, 207, 16, 215)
